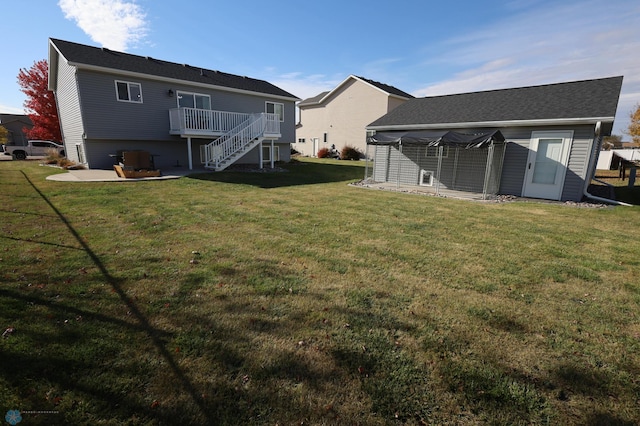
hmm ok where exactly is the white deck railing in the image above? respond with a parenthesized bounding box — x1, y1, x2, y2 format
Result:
(169, 108, 261, 135)
(205, 113, 280, 169)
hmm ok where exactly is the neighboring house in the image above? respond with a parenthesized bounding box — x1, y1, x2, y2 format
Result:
(293, 75, 413, 158)
(366, 76, 623, 202)
(48, 38, 299, 171)
(0, 114, 33, 146)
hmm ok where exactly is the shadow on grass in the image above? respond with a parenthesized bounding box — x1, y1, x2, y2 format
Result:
(1, 171, 215, 424)
(185, 159, 365, 188)
(614, 186, 640, 205)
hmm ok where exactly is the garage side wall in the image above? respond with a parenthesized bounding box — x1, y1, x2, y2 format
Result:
(499, 125, 595, 201)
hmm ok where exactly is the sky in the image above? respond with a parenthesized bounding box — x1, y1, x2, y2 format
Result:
(2, 0, 639, 135)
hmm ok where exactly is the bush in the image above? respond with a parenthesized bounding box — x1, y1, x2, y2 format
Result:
(43, 147, 82, 169)
(317, 147, 330, 158)
(340, 145, 362, 161)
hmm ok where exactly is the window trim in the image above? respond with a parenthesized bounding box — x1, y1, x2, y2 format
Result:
(177, 91, 211, 110)
(262, 145, 280, 162)
(426, 145, 449, 158)
(265, 101, 284, 122)
(115, 80, 143, 103)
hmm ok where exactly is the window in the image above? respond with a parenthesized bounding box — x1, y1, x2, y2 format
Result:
(425, 145, 449, 158)
(323, 133, 328, 143)
(262, 145, 280, 162)
(76, 143, 86, 164)
(177, 91, 211, 109)
(266, 101, 284, 122)
(115, 81, 142, 103)
(297, 138, 306, 143)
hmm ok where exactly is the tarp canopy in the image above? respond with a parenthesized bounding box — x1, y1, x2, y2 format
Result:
(367, 130, 506, 149)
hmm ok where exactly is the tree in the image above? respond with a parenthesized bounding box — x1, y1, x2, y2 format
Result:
(602, 134, 622, 150)
(0, 126, 8, 144)
(628, 104, 640, 146)
(17, 60, 62, 142)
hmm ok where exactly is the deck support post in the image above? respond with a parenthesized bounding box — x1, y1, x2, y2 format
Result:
(187, 137, 193, 170)
(271, 140, 275, 169)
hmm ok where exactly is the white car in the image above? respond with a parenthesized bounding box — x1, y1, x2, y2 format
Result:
(3, 140, 65, 160)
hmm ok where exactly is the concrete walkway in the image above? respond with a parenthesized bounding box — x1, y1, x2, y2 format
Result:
(46, 167, 207, 182)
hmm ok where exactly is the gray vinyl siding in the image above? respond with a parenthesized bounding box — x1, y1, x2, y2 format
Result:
(84, 139, 188, 170)
(497, 127, 535, 197)
(77, 70, 173, 141)
(75, 69, 296, 143)
(373, 145, 390, 181)
(498, 125, 594, 201)
(561, 126, 594, 201)
(54, 57, 85, 164)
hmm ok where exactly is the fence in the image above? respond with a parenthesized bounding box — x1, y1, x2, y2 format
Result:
(364, 142, 506, 200)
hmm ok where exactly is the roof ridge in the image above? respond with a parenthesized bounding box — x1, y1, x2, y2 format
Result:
(49, 38, 299, 100)
(354, 75, 414, 98)
(419, 76, 624, 99)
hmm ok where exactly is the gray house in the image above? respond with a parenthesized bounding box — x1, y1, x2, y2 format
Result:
(0, 114, 33, 146)
(48, 38, 299, 171)
(366, 76, 623, 202)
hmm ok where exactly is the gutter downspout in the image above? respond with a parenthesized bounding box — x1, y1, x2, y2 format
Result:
(583, 121, 632, 206)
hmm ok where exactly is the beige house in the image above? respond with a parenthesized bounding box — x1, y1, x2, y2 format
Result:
(293, 75, 413, 158)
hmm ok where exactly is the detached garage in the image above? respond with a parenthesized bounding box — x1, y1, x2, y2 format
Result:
(365, 76, 623, 202)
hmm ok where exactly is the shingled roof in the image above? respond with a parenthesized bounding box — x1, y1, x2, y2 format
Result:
(298, 75, 413, 107)
(367, 76, 623, 129)
(354, 76, 414, 99)
(49, 38, 298, 100)
(298, 91, 330, 107)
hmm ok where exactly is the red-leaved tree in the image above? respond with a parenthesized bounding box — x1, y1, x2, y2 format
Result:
(17, 60, 62, 142)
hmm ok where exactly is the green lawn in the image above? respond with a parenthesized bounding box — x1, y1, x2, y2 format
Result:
(1, 158, 640, 425)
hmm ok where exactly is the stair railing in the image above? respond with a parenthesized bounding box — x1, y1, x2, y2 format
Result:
(205, 113, 269, 169)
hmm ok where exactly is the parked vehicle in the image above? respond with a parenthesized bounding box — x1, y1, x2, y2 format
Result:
(3, 140, 65, 160)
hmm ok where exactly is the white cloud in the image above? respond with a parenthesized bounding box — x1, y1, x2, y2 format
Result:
(270, 73, 343, 101)
(58, 0, 148, 51)
(412, 1, 640, 134)
(0, 104, 25, 115)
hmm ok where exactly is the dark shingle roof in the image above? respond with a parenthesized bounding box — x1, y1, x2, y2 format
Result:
(368, 76, 623, 129)
(49, 38, 298, 99)
(0, 114, 32, 125)
(298, 75, 413, 108)
(354, 76, 414, 99)
(298, 91, 330, 107)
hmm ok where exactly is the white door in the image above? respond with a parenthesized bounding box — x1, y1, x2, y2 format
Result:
(522, 131, 573, 200)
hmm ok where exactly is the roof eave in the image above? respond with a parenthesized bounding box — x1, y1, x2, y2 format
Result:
(367, 117, 615, 131)
(48, 39, 61, 91)
(313, 75, 411, 106)
(67, 61, 300, 101)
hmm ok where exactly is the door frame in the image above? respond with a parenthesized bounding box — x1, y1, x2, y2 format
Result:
(522, 130, 574, 200)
